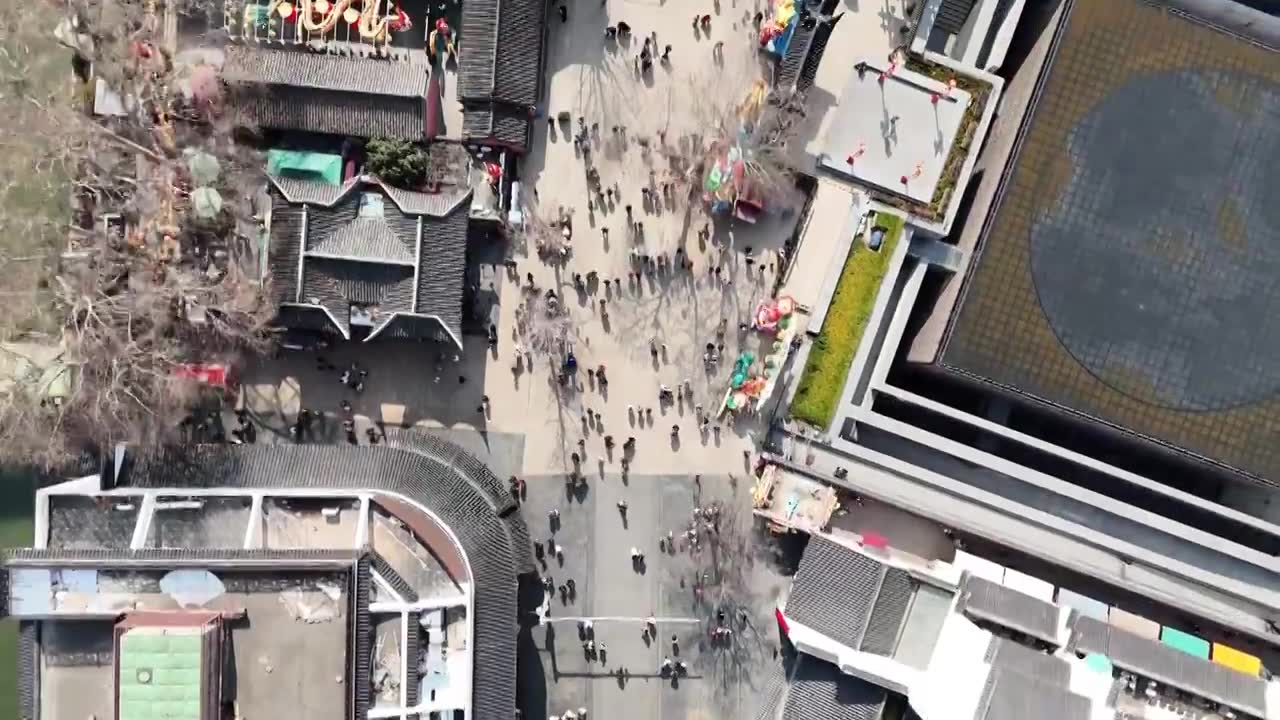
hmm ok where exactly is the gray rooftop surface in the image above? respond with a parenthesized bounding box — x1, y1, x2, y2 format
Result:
(892, 583, 952, 669)
(938, 0, 1280, 482)
(975, 667, 1091, 720)
(782, 655, 887, 720)
(957, 574, 1061, 647)
(146, 495, 254, 548)
(1069, 615, 1267, 717)
(785, 536, 915, 652)
(47, 495, 138, 550)
(223, 48, 432, 140)
(457, 0, 546, 106)
(112, 432, 529, 720)
(223, 47, 430, 97)
(267, 176, 472, 342)
(818, 65, 970, 205)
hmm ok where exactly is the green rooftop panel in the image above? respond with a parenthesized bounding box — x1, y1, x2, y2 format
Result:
(118, 628, 205, 720)
(1160, 626, 1211, 659)
(267, 149, 343, 186)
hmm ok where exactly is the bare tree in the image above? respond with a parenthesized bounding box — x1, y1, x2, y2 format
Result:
(674, 498, 776, 694)
(655, 78, 807, 216)
(511, 196, 576, 263)
(516, 292, 577, 360)
(0, 0, 273, 467)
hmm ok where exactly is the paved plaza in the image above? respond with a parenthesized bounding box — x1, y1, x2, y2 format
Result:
(243, 0, 812, 478)
(231, 1, 912, 714)
(518, 471, 795, 720)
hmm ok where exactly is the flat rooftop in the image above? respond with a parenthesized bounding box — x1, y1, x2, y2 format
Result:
(818, 64, 972, 206)
(29, 567, 350, 720)
(936, 0, 1280, 481)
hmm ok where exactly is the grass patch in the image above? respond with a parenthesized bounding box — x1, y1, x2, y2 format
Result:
(0, 24, 74, 339)
(790, 212, 904, 428)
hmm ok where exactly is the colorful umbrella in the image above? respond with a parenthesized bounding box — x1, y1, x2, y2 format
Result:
(185, 151, 220, 185)
(191, 187, 223, 218)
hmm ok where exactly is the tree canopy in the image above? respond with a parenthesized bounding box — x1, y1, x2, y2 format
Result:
(0, 0, 273, 467)
(364, 136, 431, 188)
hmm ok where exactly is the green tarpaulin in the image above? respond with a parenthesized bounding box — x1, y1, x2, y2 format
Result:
(267, 149, 343, 186)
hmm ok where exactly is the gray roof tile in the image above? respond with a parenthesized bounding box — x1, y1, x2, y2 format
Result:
(17, 621, 37, 720)
(975, 667, 1091, 720)
(492, 0, 546, 106)
(462, 105, 533, 150)
(115, 433, 527, 720)
(787, 536, 909, 649)
(458, 0, 499, 101)
(270, 176, 349, 206)
(859, 567, 913, 655)
(224, 46, 429, 98)
(301, 256, 416, 331)
(775, 20, 815, 91)
(414, 206, 469, 339)
(958, 574, 1062, 647)
(235, 86, 426, 140)
(458, 0, 545, 106)
(270, 176, 470, 218)
(1069, 616, 1267, 717)
(310, 219, 417, 265)
(268, 178, 471, 345)
(985, 636, 1070, 686)
(224, 48, 430, 139)
(783, 656, 886, 720)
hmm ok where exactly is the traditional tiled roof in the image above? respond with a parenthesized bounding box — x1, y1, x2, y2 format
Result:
(956, 574, 1062, 647)
(114, 432, 529, 720)
(783, 655, 887, 720)
(309, 219, 417, 264)
(462, 104, 533, 151)
(492, 0, 546, 107)
(458, 0, 546, 107)
(235, 87, 427, 141)
(414, 200, 469, 334)
(17, 621, 37, 720)
(796, 17, 836, 93)
(270, 175, 471, 217)
(266, 176, 471, 346)
(224, 47, 429, 97)
(301, 256, 416, 323)
(223, 47, 429, 140)
(458, 0, 499, 101)
(975, 666, 1091, 720)
(785, 536, 915, 651)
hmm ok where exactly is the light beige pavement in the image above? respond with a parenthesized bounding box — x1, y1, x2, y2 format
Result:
(481, 0, 805, 476)
(787, 0, 912, 169)
(241, 0, 818, 476)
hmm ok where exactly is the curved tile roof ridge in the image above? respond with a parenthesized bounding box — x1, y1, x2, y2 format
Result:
(382, 429, 536, 575)
(269, 174, 473, 217)
(116, 437, 525, 720)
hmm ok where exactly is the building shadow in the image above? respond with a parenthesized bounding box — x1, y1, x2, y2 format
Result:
(517, 626, 551, 720)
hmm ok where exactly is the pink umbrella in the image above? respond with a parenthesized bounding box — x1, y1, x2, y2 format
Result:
(189, 65, 221, 105)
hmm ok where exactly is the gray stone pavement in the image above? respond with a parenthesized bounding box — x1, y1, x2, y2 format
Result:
(517, 472, 793, 720)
